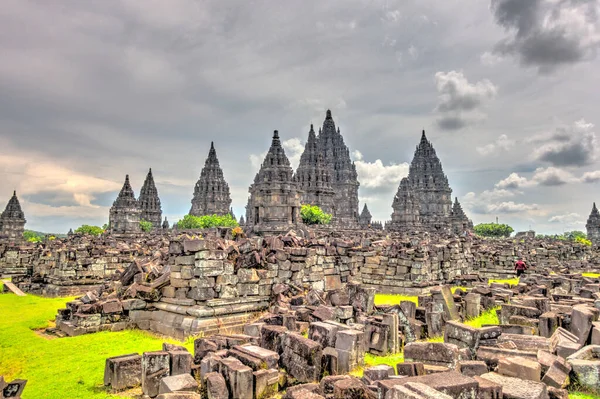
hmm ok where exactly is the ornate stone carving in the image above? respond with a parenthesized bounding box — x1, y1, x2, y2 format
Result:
(190, 142, 232, 217)
(246, 130, 303, 234)
(138, 168, 162, 229)
(0, 191, 26, 239)
(586, 202, 600, 246)
(451, 197, 473, 234)
(109, 175, 141, 233)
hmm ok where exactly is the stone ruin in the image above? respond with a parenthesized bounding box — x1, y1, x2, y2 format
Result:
(190, 142, 232, 217)
(587, 202, 600, 247)
(0, 191, 26, 240)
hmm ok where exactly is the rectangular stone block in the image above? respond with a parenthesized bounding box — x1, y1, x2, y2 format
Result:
(142, 351, 171, 398)
(104, 353, 142, 391)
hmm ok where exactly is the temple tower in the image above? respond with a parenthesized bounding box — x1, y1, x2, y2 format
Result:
(317, 110, 360, 227)
(0, 191, 26, 239)
(586, 202, 600, 246)
(138, 168, 162, 229)
(246, 130, 303, 234)
(451, 197, 473, 234)
(109, 175, 141, 233)
(390, 131, 454, 233)
(162, 217, 170, 230)
(295, 124, 335, 215)
(190, 142, 232, 217)
(358, 204, 372, 228)
(389, 177, 421, 231)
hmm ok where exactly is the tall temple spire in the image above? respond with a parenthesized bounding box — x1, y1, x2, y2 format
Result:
(0, 191, 26, 239)
(451, 197, 473, 234)
(317, 110, 360, 227)
(358, 204, 372, 227)
(109, 175, 141, 233)
(246, 130, 302, 234)
(138, 168, 162, 229)
(190, 142, 232, 217)
(586, 202, 600, 246)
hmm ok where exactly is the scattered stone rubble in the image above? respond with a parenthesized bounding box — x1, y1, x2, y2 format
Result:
(0, 376, 27, 399)
(103, 271, 600, 399)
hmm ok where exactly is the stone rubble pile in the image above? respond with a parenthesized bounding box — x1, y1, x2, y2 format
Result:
(0, 376, 27, 399)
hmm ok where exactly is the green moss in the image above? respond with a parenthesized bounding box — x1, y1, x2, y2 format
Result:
(488, 278, 520, 287)
(373, 294, 418, 307)
(465, 307, 500, 328)
(582, 272, 600, 279)
(0, 293, 194, 399)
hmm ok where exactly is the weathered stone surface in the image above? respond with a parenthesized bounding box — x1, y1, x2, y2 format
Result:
(480, 372, 548, 399)
(566, 345, 600, 394)
(404, 342, 460, 368)
(104, 353, 142, 391)
(219, 357, 253, 399)
(497, 356, 542, 382)
(190, 142, 232, 217)
(142, 351, 171, 398)
(158, 374, 198, 394)
(205, 372, 228, 399)
(456, 360, 488, 377)
(0, 191, 26, 239)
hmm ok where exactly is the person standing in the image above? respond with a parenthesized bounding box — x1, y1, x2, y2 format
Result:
(515, 257, 527, 277)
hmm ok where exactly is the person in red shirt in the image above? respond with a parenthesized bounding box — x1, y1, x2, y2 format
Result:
(515, 258, 527, 277)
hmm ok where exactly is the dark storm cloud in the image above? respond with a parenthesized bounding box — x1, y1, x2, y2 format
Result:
(534, 120, 597, 167)
(490, 0, 600, 73)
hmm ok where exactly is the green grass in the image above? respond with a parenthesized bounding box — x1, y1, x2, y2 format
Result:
(0, 293, 195, 399)
(570, 392, 600, 399)
(374, 294, 418, 306)
(582, 272, 600, 278)
(465, 307, 500, 328)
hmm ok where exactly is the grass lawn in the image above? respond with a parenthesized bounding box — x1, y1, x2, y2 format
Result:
(582, 272, 600, 279)
(0, 292, 195, 399)
(488, 278, 520, 286)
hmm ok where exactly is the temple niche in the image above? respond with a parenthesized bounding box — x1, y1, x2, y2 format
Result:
(586, 202, 600, 246)
(317, 110, 360, 227)
(295, 124, 335, 216)
(109, 175, 141, 233)
(0, 191, 26, 239)
(189, 142, 232, 217)
(246, 130, 303, 235)
(389, 130, 468, 234)
(138, 168, 162, 229)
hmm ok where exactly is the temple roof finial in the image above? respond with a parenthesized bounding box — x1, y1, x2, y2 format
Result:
(210, 141, 214, 150)
(273, 130, 279, 139)
(326, 109, 332, 119)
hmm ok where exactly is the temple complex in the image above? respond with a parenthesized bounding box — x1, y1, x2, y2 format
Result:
(586, 202, 600, 246)
(388, 131, 456, 233)
(108, 175, 141, 233)
(295, 124, 335, 215)
(317, 110, 360, 227)
(245, 130, 302, 234)
(189, 142, 232, 217)
(0, 191, 26, 239)
(138, 169, 162, 229)
(358, 204, 372, 228)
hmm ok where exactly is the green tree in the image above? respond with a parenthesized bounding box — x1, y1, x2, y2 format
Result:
(74, 225, 104, 236)
(139, 219, 153, 232)
(176, 214, 239, 229)
(473, 223, 514, 238)
(300, 204, 332, 225)
(23, 230, 43, 243)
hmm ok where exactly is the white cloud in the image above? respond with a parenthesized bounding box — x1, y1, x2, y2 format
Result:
(434, 71, 498, 130)
(477, 134, 515, 155)
(581, 170, 600, 183)
(548, 213, 583, 225)
(249, 137, 304, 172)
(462, 188, 537, 215)
(480, 51, 504, 66)
(495, 167, 578, 190)
(534, 119, 597, 167)
(354, 159, 409, 189)
(495, 173, 531, 189)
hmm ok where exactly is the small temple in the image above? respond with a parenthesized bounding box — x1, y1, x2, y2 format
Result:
(586, 202, 600, 246)
(190, 142, 232, 217)
(358, 204, 372, 228)
(0, 191, 26, 239)
(109, 175, 141, 233)
(245, 130, 303, 234)
(138, 168, 162, 229)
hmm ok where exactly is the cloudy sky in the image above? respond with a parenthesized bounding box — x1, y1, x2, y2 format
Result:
(1, 0, 600, 234)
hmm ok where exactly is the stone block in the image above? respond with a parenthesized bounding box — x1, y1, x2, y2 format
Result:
(479, 372, 547, 399)
(444, 321, 479, 352)
(363, 365, 395, 384)
(309, 321, 339, 348)
(497, 356, 541, 381)
(332, 377, 375, 399)
(396, 362, 425, 377)
(282, 333, 323, 383)
(142, 351, 171, 398)
(571, 305, 596, 345)
(381, 371, 478, 399)
(253, 369, 279, 399)
(550, 327, 582, 358)
(472, 376, 502, 399)
(476, 346, 538, 369)
(205, 372, 228, 399)
(104, 353, 142, 391)
(456, 360, 488, 377)
(158, 374, 198, 394)
(243, 322, 265, 338)
(541, 356, 571, 389)
(260, 325, 288, 354)
(566, 344, 600, 394)
(388, 382, 453, 399)
(404, 342, 460, 368)
(227, 345, 279, 371)
(169, 351, 193, 376)
(219, 357, 253, 399)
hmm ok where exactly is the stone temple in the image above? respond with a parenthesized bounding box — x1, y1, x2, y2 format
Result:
(0, 191, 26, 239)
(317, 110, 360, 227)
(138, 169, 162, 229)
(388, 130, 470, 233)
(358, 204, 372, 228)
(295, 124, 335, 216)
(246, 130, 302, 234)
(189, 142, 232, 217)
(586, 202, 600, 246)
(109, 175, 141, 233)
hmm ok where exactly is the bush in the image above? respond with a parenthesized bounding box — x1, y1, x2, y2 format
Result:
(473, 223, 514, 238)
(575, 236, 592, 246)
(231, 226, 244, 239)
(176, 214, 239, 229)
(23, 230, 43, 243)
(139, 219, 153, 232)
(300, 204, 332, 225)
(74, 225, 104, 236)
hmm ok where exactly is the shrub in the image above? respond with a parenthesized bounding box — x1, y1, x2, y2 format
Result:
(23, 230, 43, 243)
(74, 225, 104, 236)
(300, 204, 332, 225)
(176, 214, 239, 229)
(231, 226, 244, 239)
(139, 219, 153, 232)
(575, 236, 592, 246)
(473, 223, 514, 238)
